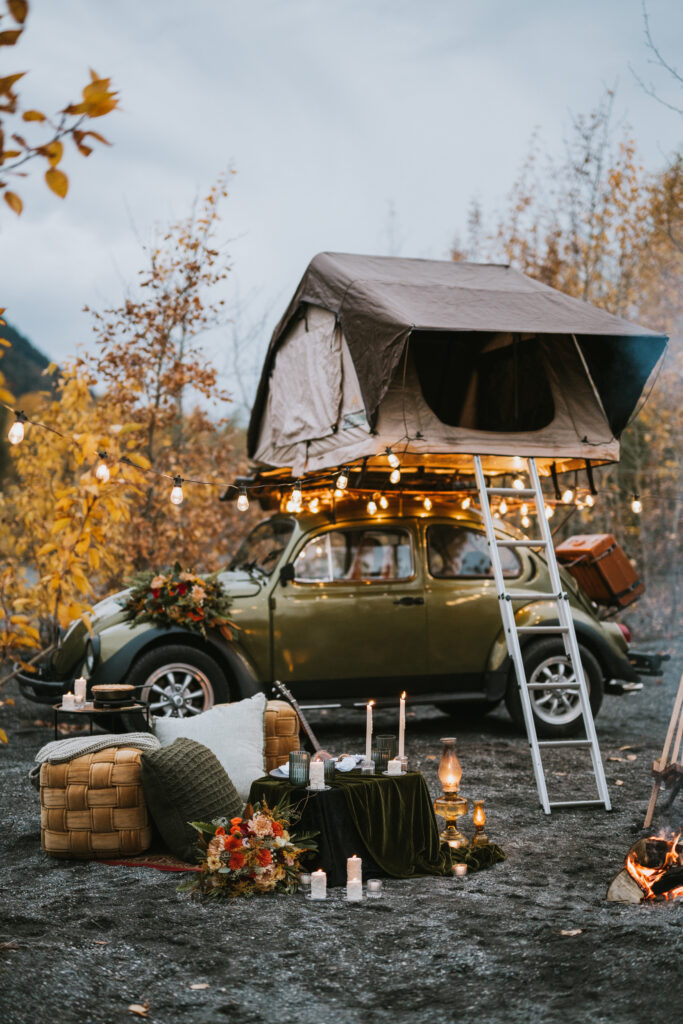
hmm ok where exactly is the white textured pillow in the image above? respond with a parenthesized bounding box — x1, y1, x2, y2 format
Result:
(153, 692, 266, 802)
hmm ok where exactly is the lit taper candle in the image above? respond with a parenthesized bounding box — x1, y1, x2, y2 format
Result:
(365, 700, 374, 763)
(398, 691, 406, 759)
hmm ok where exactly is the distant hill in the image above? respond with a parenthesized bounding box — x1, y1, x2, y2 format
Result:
(0, 320, 51, 398)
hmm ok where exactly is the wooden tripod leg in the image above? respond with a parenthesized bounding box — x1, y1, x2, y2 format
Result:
(644, 670, 683, 829)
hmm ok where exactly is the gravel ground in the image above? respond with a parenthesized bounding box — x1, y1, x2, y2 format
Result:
(1, 645, 681, 1024)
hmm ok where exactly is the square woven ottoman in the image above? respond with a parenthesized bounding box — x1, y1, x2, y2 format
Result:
(40, 747, 152, 859)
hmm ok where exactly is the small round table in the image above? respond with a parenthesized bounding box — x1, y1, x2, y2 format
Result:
(52, 702, 150, 739)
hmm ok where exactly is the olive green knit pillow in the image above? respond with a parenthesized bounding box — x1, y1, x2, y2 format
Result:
(140, 737, 243, 862)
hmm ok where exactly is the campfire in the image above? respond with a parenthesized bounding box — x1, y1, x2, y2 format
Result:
(608, 832, 683, 903)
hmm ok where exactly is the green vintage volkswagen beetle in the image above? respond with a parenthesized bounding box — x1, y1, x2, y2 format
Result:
(19, 501, 651, 737)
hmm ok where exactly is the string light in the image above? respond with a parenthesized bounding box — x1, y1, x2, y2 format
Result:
(390, 468, 401, 484)
(585, 494, 595, 507)
(423, 497, 432, 511)
(309, 497, 320, 513)
(8, 411, 27, 446)
(336, 467, 349, 490)
(499, 499, 508, 515)
(512, 478, 525, 490)
(562, 488, 574, 504)
(631, 494, 642, 514)
(237, 486, 249, 512)
(545, 504, 554, 519)
(95, 452, 110, 483)
(385, 446, 400, 470)
(521, 515, 531, 528)
(333, 488, 343, 498)
(461, 496, 471, 510)
(520, 503, 528, 516)
(513, 456, 524, 469)
(367, 499, 378, 515)
(285, 499, 296, 513)
(291, 480, 302, 509)
(170, 475, 184, 506)
(379, 495, 389, 510)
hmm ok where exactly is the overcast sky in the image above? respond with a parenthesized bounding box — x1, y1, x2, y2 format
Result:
(2, 0, 681, 415)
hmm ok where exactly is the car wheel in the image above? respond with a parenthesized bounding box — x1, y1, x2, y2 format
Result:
(126, 644, 230, 721)
(505, 639, 604, 738)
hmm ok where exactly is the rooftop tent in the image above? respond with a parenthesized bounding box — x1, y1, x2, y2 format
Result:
(248, 253, 667, 479)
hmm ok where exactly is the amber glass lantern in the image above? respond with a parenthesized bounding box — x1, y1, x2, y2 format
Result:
(472, 800, 488, 847)
(433, 738, 469, 848)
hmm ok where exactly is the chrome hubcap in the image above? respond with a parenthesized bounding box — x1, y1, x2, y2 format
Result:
(528, 656, 587, 725)
(141, 663, 214, 718)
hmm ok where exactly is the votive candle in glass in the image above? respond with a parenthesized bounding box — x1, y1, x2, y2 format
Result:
(310, 869, 327, 899)
(346, 878, 363, 902)
(452, 863, 468, 878)
(289, 750, 310, 787)
(298, 872, 312, 893)
(366, 878, 383, 897)
(309, 759, 325, 790)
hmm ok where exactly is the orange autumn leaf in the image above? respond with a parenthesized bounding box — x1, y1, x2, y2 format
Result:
(4, 191, 22, 215)
(22, 109, 46, 122)
(43, 139, 63, 167)
(45, 167, 68, 198)
(8, 0, 28, 24)
(0, 29, 23, 46)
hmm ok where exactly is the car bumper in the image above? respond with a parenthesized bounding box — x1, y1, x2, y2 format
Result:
(16, 668, 69, 705)
(628, 649, 670, 677)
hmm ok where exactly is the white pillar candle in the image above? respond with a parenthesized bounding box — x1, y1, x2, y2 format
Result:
(310, 869, 327, 899)
(365, 700, 374, 763)
(347, 855, 362, 882)
(74, 677, 87, 704)
(346, 878, 363, 902)
(61, 692, 77, 709)
(398, 691, 406, 759)
(387, 758, 403, 776)
(309, 760, 325, 790)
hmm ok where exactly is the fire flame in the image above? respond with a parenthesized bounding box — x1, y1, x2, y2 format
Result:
(625, 831, 683, 901)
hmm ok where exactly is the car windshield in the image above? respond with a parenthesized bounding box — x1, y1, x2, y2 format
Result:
(228, 518, 295, 576)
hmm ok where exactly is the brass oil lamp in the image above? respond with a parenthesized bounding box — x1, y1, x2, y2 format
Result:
(433, 737, 469, 848)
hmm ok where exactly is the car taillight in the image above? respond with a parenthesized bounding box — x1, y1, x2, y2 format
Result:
(617, 623, 632, 644)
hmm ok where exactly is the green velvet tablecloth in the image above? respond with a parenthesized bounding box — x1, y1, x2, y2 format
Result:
(248, 770, 453, 881)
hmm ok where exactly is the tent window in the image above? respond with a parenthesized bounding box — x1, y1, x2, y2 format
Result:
(412, 331, 555, 433)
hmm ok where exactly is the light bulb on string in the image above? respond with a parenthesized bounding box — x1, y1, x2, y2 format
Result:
(385, 446, 400, 470)
(237, 486, 249, 512)
(461, 496, 471, 510)
(562, 488, 574, 504)
(499, 499, 508, 515)
(379, 495, 389, 510)
(336, 468, 349, 490)
(513, 456, 524, 470)
(8, 411, 26, 446)
(585, 494, 595, 508)
(285, 499, 296, 513)
(545, 504, 554, 519)
(390, 468, 401, 484)
(170, 476, 184, 506)
(291, 480, 302, 508)
(512, 478, 525, 490)
(520, 503, 528, 517)
(367, 499, 378, 515)
(309, 497, 320, 513)
(521, 515, 531, 529)
(95, 452, 110, 483)
(423, 497, 432, 511)
(631, 494, 642, 515)
(333, 488, 344, 499)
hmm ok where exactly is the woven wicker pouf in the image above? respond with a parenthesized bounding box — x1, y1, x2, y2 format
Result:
(263, 699, 300, 771)
(40, 747, 152, 859)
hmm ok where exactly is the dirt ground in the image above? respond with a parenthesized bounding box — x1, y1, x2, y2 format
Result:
(1, 644, 681, 1024)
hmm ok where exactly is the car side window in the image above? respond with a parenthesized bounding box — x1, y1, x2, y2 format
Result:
(294, 529, 414, 582)
(427, 524, 521, 579)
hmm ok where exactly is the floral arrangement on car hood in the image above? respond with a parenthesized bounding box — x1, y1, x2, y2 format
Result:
(120, 562, 236, 640)
(181, 800, 318, 899)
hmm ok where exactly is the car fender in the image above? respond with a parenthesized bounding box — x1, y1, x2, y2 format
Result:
(91, 623, 263, 697)
(484, 600, 638, 698)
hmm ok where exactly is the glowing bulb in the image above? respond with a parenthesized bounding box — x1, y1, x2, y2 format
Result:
(494, 512, 501, 520)
(513, 456, 523, 470)
(545, 504, 554, 519)
(385, 447, 400, 470)
(309, 497, 320, 513)
(291, 481, 302, 508)
(520, 504, 528, 516)
(286, 499, 296, 512)
(585, 494, 595, 507)
(8, 416, 25, 445)
(499, 499, 508, 515)
(631, 495, 642, 514)
(562, 488, 574, 504)
(390, 468, 401, 484)
(521, 515, 531, 528)
(170, 476, 184, 506)
(379, 495, 389, 510)
(237, 487, 249, 512)
(512, 478, 524, 490)
(367, 499, 378, 515)
(333, 488, 343, 498)
(423, 497, 432, 511)
(461, 496, 471, 510)
(336, 468, 348, 490)
(95, 459, 110, 483)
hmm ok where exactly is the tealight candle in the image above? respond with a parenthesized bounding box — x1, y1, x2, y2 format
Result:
(452, 863, 468, 877)
(61, 692, 78, 710)
(74, 676, 87, 704)
(387, 758, 402, 775)
(347, 854, 362, 882)
(298, 872, 312, 892)
(310, 869, 327, 899)
(346, 878, 363, 902)
(309, 760, 325, 790)
(366, 878, 383, 897)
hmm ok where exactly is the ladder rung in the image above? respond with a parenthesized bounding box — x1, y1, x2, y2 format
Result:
(517, 625, 569, 634)
(525, 681, 580, 690)
(487, 487, 535, 497)
(497, 539, 547, 547)
(505, 590, 560, 601)
(548, 800, 609, 809)
(538, 739, 592, 747)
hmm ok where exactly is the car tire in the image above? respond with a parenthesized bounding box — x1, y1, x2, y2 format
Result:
(122, 644, 230, 725)
(505, 639, 604, 739)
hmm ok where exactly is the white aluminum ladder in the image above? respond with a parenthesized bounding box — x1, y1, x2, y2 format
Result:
(473, 456, 611, 814)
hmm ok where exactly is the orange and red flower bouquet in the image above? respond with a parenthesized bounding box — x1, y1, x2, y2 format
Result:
(120, 562, 236, 640)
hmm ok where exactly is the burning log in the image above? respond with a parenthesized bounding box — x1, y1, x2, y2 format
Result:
(607, 833, 683, 904)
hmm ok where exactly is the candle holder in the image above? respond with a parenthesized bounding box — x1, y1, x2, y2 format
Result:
(289, 750, 310, 787)
(433, 737, 469, 848)
(361, 759, 375, 775)
(372, 748, 390, 773)
(366, 878, 383, 897)
(376, 735, 396, 759)
(472, 799, 489, 847)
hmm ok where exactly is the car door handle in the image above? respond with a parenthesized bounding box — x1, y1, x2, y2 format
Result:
(393, 596, 424, 606)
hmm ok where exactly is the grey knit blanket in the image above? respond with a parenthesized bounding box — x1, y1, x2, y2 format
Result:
(29, 732, 160, 789)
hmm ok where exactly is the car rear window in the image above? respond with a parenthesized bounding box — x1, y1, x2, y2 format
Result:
(295, 529, 414, 582)
(427, 525, 520, 579)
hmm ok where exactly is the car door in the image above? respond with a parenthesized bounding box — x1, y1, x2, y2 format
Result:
(422, 521, 523, 691)
(271, 522, 426, 701)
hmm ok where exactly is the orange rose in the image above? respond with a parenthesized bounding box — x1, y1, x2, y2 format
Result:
(229, 851, 246, 870)
(215, 826, 226, 836)
(230, 817, 243, 826)
(256, 848, 273, 867)
(272, 821, 284, 837)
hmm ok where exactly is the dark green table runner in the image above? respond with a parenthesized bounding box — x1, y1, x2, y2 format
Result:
(248, 771, 453, 882)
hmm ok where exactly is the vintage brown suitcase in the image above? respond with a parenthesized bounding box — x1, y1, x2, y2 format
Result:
(554, 534, 644, 608)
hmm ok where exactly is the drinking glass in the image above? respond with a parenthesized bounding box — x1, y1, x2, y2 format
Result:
(376, 735, 397, 760)
(289, 750, 310, 787)
(372, 748, 390, 773)
(323, 758, 336, 784)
